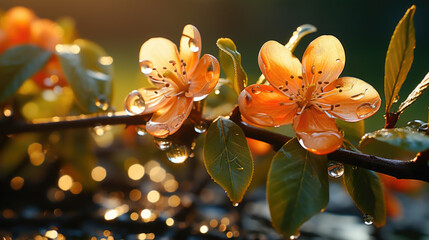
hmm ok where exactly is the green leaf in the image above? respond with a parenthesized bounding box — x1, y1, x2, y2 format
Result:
(216, 38, 248, 95)
(397, 72, 429, 115)
(0, 45, 51, 103)
(267, 138, 329, 238)
(344, 164, 386, 227)
(56, 39, 113, 113)
(203, 117, 253, 204)
(360, 128, 429, 154)
(336, 119, 365, 147)
(384, 5, 416, 114)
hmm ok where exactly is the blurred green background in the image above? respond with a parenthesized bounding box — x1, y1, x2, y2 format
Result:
(1, 0, 428, 130)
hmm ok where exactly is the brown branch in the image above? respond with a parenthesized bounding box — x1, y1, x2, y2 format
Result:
(1, 107, 429, 182)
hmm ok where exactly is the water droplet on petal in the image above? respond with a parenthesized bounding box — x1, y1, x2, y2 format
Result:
(214, 89, 221, 95)
(363, 214, 374, 225)
(136, 126, 147, 136)
(154, 138, 172, 151)
(233, 203, 239, 207)
(166, 145, 189, 164)
(95, 97, 109, 111)
(189, 39, 200, 53)
(139, 60, 153, 74)
(350, 92, 365, 101)
(356, 102, 376, 119)
(125, 90, 146, 115)
(251, 86, 261, 95)
(194, 121, 208, 133)
(327, 161, 344, 178)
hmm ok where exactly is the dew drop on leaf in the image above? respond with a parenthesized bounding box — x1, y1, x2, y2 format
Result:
(327, 161, 344, 178)
(166, 145, 189, 164)
(233, 203, 239, 207)
(363, 214, 374, 225)
(125, 90, 146, 115)
(289, 231, 300, 240)
(136, 126, 147, 136)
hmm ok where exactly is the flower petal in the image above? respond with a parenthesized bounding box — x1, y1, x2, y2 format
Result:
(238, 84, 298, 127)
(258, 41, 302, 94)
(136, 87, 176, 114)
(31, 19, 62, 52)
(317, 77, 381, 122)
(185, 54, 220, 101)
(180, 24, 201, 74)
(2, 7, 35, 45)
(139, 38, 186, 88)
(146, 96, 193, 138)
(302, 35, 345, 86)
(293, 107, 343, 155)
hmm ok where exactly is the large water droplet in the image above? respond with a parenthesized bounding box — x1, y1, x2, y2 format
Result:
(139, 60, 153, 74)
(363, 214, 374, 225)
(154, 138, 172, 151)
(350, 92, 365, 100)
(251, 86, 261, 94)
(233, 203, 239, 207)
(95, 97, 109, 111)
(136, 126, 147, 136)
(356, 102, 376, 119)
(194, 121, 208, 133)
(189, 39, 200, 53)
(166, 145, 189, 164)
(327, 161, 344, 178)
(125, 90, 146, 115)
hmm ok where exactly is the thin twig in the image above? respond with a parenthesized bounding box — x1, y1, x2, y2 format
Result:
(1, 107, 429, 182)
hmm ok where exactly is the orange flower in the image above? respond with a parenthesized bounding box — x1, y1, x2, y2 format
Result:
(125, 25, 220, 138)
(0, 7, 67, 89)
(238, 36, 381, 155)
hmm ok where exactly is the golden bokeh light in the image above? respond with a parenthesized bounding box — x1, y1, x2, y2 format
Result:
(226, 231, 233, 238)
(149, 166, 166, 183)
(128, 163, 145, 180)
(3, 209, 15, 219)
(209, 219, 219, 228)
(221, 217, 230, 226)
(200, 225, 209, 234)
(58, 175, 73, 191)
(99, 56, 114, 65)
(70, 182, 83, 194)
(147, 190, 160, 203)
(10, 176, 24, 191)
(91, 166, 107, 182)
(163, 179, 179, 192)
(129, 189, 142, 201)
(29, 151, 45, 166)
(130, 212, 139, 221)
(22, 102, 39, 119)
(166, 217, 174, 226)
(140, 209, 151, 219)
(167, 195, 181, 208)
(45, 230, 58, 239)
(104, 209, 118, 220)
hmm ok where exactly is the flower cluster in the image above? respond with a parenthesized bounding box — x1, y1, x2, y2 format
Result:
(238, 36, 381, 154)
(0, 7, 67, 88)
(125, 24, 220, 138)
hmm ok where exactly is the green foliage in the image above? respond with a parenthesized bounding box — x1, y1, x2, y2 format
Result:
(203, 117, 253, 204)
(0, 45, 51, 104)
(344, 165, 386, 227)
(384, 5, 416, 114)
(57, 39, 113, 113)
(267, 138, 329, 238)
(360, 128, 429, 154)
(216, 38, 248, 96)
